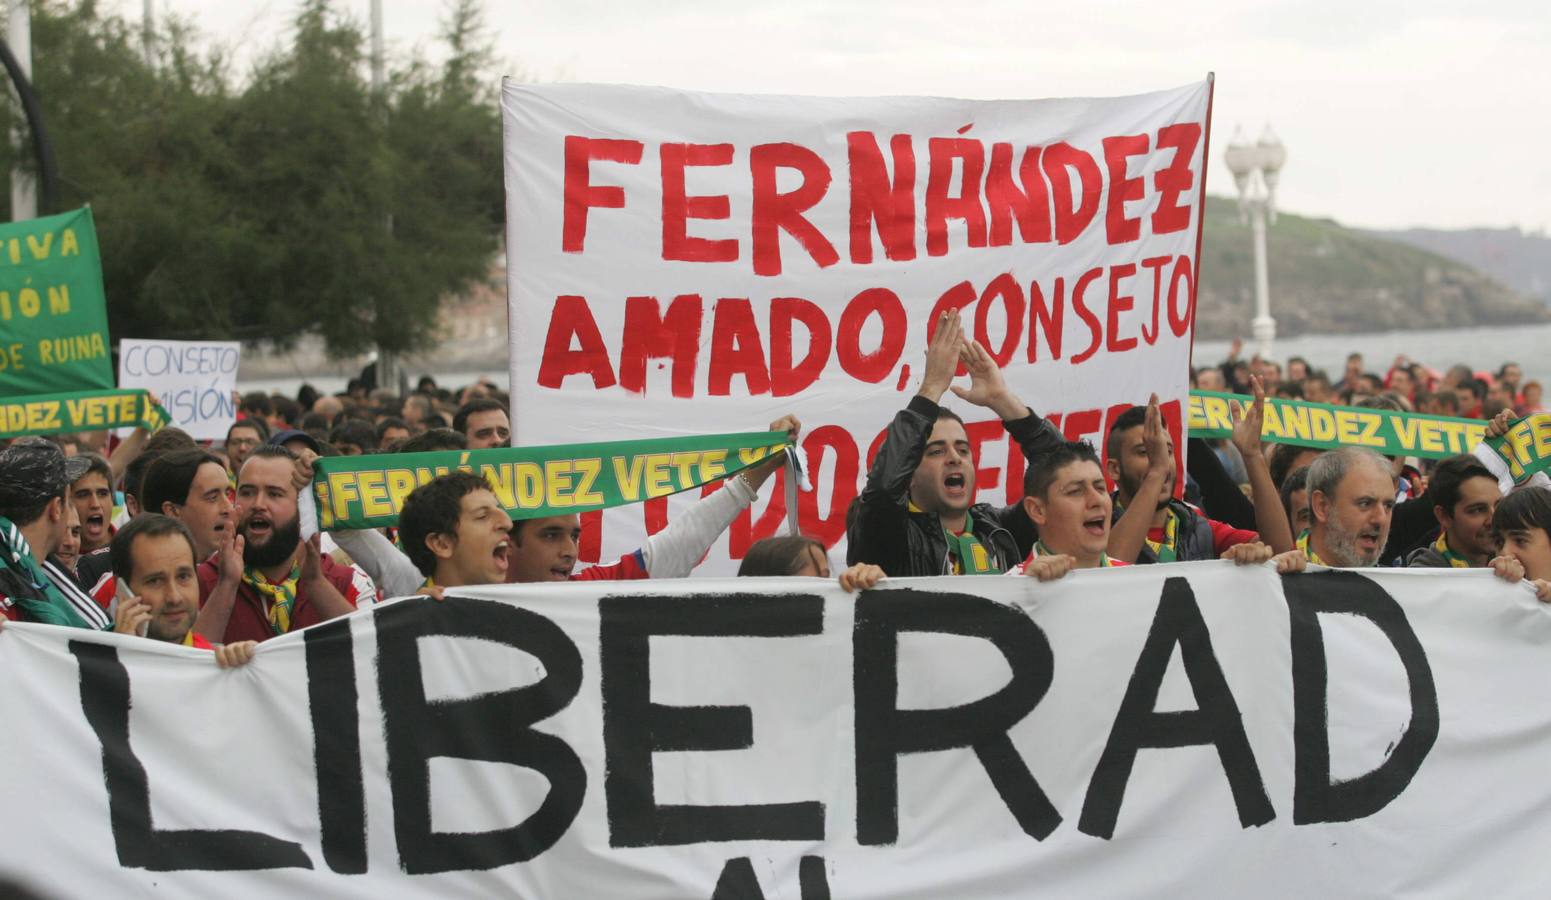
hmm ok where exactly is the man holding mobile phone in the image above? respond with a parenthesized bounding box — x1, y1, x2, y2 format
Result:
(111, 514, 256, 668)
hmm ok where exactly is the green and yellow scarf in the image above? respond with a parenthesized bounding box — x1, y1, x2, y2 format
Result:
(242, 563, 301, 636)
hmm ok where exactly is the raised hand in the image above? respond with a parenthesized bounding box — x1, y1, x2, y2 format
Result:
(745, 413, 804, 491)
(1485, 408, 1515, 440)
(218, 526, 245, 585)
(1231, 375, 1268, 459)
(300, 534, 325, 586)
(1142, 394, 1171, 477)
(918, 310, 964, 402)
(114, 597, 151, 636)
(767, 414, 802, 444)
(949, 339, 1027, 421)
(290, 447, 318, 493)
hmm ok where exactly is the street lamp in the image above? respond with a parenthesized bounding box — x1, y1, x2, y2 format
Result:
(1224, 125, 1286, 360)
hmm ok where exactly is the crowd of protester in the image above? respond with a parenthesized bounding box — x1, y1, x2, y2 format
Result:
(3, 316, 1550, 670)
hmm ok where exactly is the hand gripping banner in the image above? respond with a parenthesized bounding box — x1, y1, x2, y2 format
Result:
(312, 430, 792, 530)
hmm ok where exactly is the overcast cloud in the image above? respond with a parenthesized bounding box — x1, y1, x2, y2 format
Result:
(149, 0, 1550, 231)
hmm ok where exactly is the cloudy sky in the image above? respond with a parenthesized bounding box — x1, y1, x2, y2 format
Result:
(158, 0, 1548, 232)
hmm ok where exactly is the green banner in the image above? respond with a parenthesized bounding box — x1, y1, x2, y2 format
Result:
(0, 388, 169, 439)
(0, 208, 112, 396)
(313, 430, 792, 530)
(1481, 414, 1551, 485)
(1188, 390, 1487, 460)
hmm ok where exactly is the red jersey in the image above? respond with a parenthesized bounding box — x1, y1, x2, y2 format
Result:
(196, 554, 365, 644)
(572, 549, 650, 581)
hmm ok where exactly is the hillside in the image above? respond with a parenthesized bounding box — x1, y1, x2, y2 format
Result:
(1194, 197, 1548, 339)
(1363, 227, 1551, 305)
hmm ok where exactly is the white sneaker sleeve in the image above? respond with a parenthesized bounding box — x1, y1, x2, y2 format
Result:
(331, 528, 426, 599)
(639, 475, 759, 578)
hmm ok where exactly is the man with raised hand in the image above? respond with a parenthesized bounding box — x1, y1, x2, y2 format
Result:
(846, 309, 1064, 576)
(1014, 441, 1305, 582)
(1106, 378, 1293, 565)
(195, 445, 367, 643)
(313, 415, 804, 596)
(111, 515, 257, 668)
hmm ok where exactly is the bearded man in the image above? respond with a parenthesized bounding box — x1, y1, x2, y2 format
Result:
(1300, 447, 1396, 567)
(195, 445, 371, 643)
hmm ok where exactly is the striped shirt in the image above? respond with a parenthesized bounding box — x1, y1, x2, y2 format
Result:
(42, 558, 113, 630)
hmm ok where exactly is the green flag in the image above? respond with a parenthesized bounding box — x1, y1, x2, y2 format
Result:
(313, 430, 792, 531)
(1479, 413, 1551, 486)
(0, 388, 170, 440)
(1188, 390, 1487, 460)
(0, 208, 112, 396)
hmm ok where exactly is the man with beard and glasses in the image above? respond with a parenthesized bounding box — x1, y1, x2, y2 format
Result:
(110, 515, 257, 667)
(1105, 379, 1293, 565)
(1300, 447, 1396, 567)
(1405, 455, 1502, 569)
(846, 310, 1064, 576)
(223, 418, 269, 480)
(195, 445, 370, 644)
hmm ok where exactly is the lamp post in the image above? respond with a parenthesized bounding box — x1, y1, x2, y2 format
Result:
(7, 0, 33, 221)
(1224, 125, 1286, 360)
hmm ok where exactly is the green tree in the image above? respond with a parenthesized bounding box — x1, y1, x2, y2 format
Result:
(0, 0, 505, 357)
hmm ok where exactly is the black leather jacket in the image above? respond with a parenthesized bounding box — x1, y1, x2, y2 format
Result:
(1113, 497, 1218, 564)
(845, 395, 1065, 576)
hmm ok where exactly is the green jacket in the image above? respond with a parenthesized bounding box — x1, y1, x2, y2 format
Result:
(0, 515, 91, 628)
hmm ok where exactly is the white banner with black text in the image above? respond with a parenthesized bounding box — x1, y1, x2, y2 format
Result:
(1, 563, 1547, 898)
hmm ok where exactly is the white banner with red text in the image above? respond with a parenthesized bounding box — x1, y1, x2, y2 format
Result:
(1, 563, 1549, 897)
(502, 79, 1211, 573)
